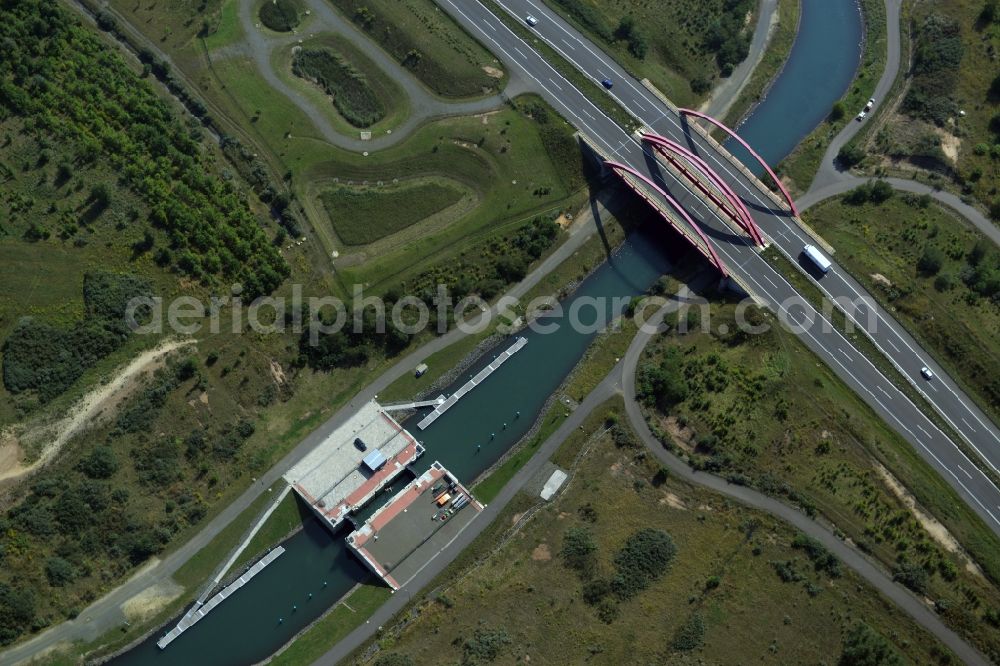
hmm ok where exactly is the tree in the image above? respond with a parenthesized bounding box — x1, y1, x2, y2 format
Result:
(830, 101, 846, 121)
(45, 556, 75, 587)
(837, 144, 865, 168)
(79, 445, 119, 479)
(917, 245, 944, 276)
(560, 527, 598, 574)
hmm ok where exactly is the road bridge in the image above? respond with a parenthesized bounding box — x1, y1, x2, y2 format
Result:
(435, 0, 1000, 537)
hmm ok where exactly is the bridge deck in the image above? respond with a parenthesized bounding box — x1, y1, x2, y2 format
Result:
(157, 546, 285, 650)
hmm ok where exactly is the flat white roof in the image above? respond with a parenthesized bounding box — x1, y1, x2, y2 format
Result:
(284, 401, 420, 526)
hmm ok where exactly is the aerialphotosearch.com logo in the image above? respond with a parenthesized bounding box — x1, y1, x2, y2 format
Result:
(123, 283, 881, 343)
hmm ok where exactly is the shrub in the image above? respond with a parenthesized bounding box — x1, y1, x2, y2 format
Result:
(1, 272, 152, 403)
(610, 528, 677, 599)
(0, 583, 36, 646)
(830, 101, 846, 121)
(292, 48, 385, 127)
(374, 655, 414, 666)
(44, 557, 75, 587)
(902, 15, 964, 124)
(560, 527, 598, 575)
(670, 612, 705, 652)
(837, 144, 866, 169)
(258, 0, 302, 32)
(79, 446, 119, 479)
(893, 560, 930, 594)
(839, 622, 902, 665)
(917, 246, 944, 276)
(791, 533, 841, 578)
(461, 627, 511, 664)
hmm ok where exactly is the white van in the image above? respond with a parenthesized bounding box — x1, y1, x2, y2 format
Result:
(803, 244, 832, 274)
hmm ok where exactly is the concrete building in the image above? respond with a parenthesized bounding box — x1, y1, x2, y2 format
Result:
(347, 462, 484, 590)
(284, 400, 424, 530)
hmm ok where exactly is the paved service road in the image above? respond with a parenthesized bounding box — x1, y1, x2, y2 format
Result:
(432, 0, 1000, 537)
(0, 197, 615, 665)
(313, 292, 989, 666)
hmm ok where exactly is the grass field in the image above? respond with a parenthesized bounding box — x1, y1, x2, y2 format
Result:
(320, 179, 467, 246)
(776, 0, 887, 193)
(540, 0, 758, 108)
(805, 191, 1000, 428)
(355, 403, 951, 665)
(637, 293, 1000, 659)
(195, 45, 583, 288)
(329, 0, 506, 98)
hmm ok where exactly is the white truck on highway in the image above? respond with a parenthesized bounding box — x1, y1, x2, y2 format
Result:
(803, 244, 832, 274)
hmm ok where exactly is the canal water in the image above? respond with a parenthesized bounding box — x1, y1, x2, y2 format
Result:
(111, 1, 863, 664)
(111, 224, 674, 666)
(725, 0, 863, 172)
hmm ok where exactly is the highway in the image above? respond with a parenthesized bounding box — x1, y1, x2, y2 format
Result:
(434, 0, 1000, 536)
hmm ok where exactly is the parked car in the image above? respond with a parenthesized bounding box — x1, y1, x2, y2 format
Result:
(856, 110, 867, 121)
(526, 14, 538, 26)
(921, 366, 935, 381)
(601, 78, 614, 89)
(864, 97, 875, 111)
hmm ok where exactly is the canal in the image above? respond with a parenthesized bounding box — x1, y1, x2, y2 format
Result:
(110, 1, 863, 664)
(725, 0, 863, 172)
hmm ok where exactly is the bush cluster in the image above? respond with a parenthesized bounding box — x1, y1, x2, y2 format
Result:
(2, 272, 152, 404)
(610, 528, 678, 600)
(902, 14, 964, 125)
(292, 48, 385, 128)
(259, 0, 302, 32)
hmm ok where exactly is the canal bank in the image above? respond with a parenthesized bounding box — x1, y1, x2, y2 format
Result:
(105, 2, 865, 664)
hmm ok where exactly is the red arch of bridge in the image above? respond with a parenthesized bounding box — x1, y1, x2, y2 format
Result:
(678, 108, 800, 218)
(641, 132, 766, 247)
(605, 160, 728, 277)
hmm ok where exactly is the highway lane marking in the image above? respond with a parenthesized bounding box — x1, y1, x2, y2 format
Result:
(917, 424, 932, 438)
(651, 106, 1000, 465)
(582, 108, 596, 120)
(705, 223, 1000, 528)
(465, 0, 1000, 484)
(958, 465, 973, 480)
(876, 386, 892, 399)
(548, 77, 563, 91)
(761, 274, 778, 289)
(513, 0, 654, 112)
(514, 46, 528, 59)
(963, 418, 977, 432)
(838, 348, 852, 359)
(484, 20, 497, 31)
(443, 0, 621, 157)
(885, 337, 900, 353)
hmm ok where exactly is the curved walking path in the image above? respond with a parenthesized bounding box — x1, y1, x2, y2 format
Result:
(800, 0, 999, 246)
(227, 0, 528, 152)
